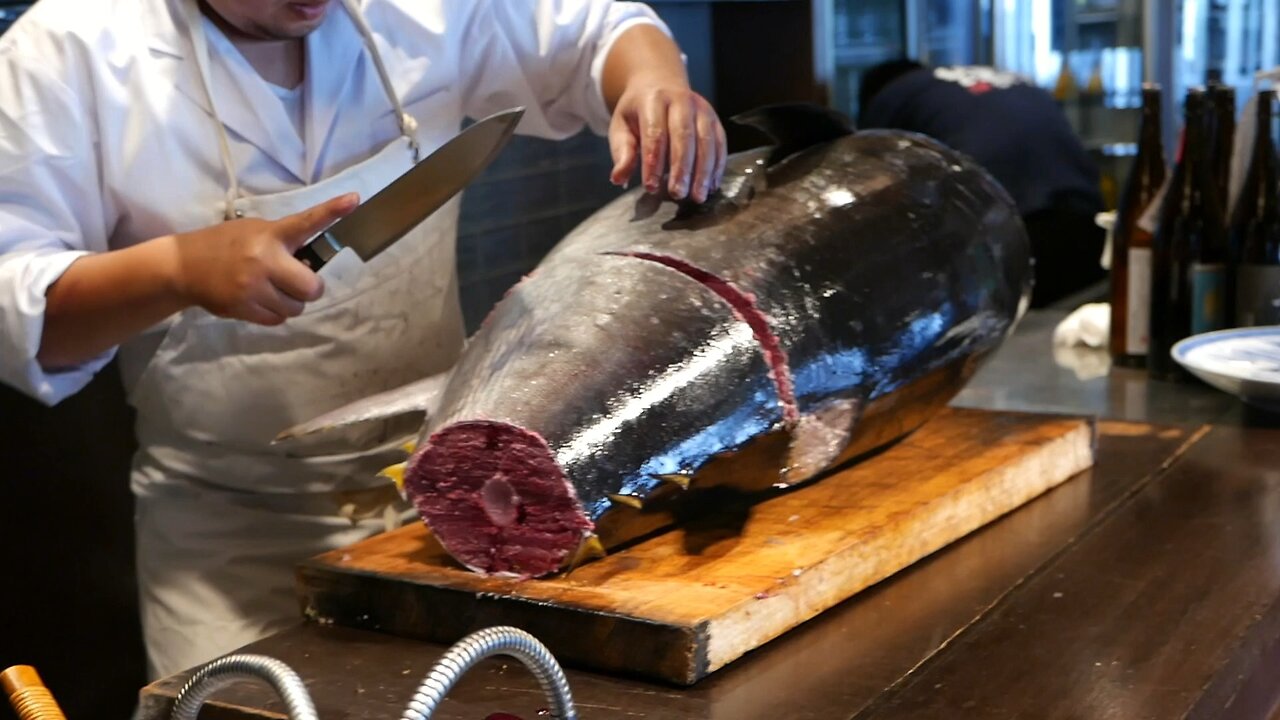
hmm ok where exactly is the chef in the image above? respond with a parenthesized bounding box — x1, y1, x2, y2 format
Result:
(0, 0, 726, 678)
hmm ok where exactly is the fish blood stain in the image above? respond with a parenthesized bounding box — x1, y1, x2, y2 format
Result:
(608, 251, 799, 424)
(407, 421, 592, 576)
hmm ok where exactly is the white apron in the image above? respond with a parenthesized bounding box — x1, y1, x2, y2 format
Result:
(131, 0, 465, 679)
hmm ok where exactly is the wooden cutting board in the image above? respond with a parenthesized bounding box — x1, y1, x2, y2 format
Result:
(296, 408, 1095, 685)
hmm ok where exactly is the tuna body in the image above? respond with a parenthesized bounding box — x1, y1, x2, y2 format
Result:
(399, 109, 1032, 577)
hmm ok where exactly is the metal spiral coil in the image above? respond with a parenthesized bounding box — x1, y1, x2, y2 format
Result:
(170, 654, 318, 720)
(7, 686, 66, 720)
(400, 626, 578, 720)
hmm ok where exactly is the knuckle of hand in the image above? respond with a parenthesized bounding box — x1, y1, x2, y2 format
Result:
(240, 239, 268, 265)
(232, 272, 257, 298)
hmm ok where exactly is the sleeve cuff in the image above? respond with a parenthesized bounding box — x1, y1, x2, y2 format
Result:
(0, 250, 115, 406)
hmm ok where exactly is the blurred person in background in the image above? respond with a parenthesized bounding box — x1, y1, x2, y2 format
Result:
(858, 59, 1106, 307)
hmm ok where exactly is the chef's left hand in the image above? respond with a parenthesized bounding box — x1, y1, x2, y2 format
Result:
(608, 80, 726, 204)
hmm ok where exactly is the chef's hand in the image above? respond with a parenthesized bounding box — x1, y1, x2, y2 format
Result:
(602, 25, 727, 204)
(172, 193, 358, 326)
(37, 193, 359, 369)
(608, 81, 726, 203)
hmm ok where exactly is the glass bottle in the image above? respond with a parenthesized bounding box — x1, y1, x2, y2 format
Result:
(1232, 90, 1280, 327)
(1109, 84, 1166, 366)
(1149, 88, 1229, 380)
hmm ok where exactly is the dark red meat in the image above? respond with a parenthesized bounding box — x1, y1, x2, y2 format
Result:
(406, 421, 591, 576)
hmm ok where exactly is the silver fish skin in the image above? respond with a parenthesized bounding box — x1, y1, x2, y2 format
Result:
(294, 104, 1033, 578)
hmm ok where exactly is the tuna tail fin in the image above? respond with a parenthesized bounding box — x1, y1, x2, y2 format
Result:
(730, 103, 855, 166)
(273, 369, 452, 443)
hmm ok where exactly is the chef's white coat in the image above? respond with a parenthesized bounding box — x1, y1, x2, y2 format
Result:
(0, 0, 666, 402)
(0, 0, 671, 679)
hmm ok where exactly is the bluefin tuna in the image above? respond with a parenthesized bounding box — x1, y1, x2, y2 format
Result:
(279, 104, 1032, 578)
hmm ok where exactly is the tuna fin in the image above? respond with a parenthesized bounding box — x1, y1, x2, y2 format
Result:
(632, 189, 666, 221)
(730, 103, 855, 166)
(651, 473, 693, 490)
(273, 369, 453, 443)
(377, 462, 407, 494)
(401, 440, 418, 455)
(607, 493, 645, 510)
(781, 395, 864, 486)
(564, 534, 607, 572)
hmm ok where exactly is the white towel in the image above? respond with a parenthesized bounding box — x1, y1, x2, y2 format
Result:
(1053, 302, 1110, 348)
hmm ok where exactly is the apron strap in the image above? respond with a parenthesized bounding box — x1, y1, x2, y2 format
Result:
(339, 0, 422, 163)
(183, 0, 421, 222)
(184, 0, 243, 220)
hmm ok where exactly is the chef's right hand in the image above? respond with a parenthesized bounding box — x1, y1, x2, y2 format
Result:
(171, 193, 359, 326)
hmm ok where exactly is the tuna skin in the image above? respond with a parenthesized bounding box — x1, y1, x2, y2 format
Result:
(401, 107, 1031, 578)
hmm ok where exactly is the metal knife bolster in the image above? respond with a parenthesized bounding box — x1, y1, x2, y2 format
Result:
(295, 231, 344, 269)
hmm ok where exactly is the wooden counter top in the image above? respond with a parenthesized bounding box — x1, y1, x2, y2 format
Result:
(138, 418, 1280, 719)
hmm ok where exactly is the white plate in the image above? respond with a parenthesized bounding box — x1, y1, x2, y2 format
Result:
(1172, 327, 1280, 412)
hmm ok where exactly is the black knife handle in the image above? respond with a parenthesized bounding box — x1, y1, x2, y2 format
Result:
(294, 231, 344, 272)
(294, 241, 329, 272)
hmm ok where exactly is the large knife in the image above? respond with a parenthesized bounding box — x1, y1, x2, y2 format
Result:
(294, 107, 526, 271)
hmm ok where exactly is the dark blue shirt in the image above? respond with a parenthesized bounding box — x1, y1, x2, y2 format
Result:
(859, 66, 1102, 217)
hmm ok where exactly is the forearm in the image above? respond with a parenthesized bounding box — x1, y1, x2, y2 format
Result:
(37, 236, 188, 369)
(601, 23, 688, 111)
(599, 20, 724, 202)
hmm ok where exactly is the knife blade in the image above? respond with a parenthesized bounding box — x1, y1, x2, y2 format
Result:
(295, 106, 526, 272)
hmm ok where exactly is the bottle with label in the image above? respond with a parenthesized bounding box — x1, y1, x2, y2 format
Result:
(1109, 84, 1166, 366)
(1149, 88, 1229, 381)
(1232, 90, 1280, 327)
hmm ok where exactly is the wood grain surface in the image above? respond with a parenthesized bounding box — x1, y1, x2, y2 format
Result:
(139, 422, 1227, 720)
(298, 408, 1095, 684)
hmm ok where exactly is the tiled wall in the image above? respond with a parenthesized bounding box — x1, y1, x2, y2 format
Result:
(454, 131, 625, 331)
